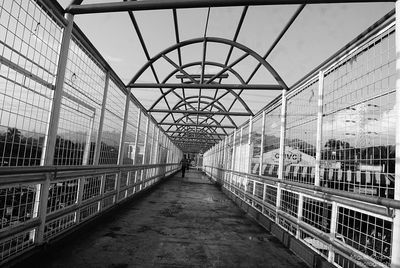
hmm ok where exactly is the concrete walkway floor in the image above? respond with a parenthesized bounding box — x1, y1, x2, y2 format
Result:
(19, 170, 307, 268)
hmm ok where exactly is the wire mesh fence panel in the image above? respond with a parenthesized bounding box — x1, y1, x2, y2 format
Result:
(285, 79, 319, 185)
(250, 115, 262, 175)
(261, 106, 281, 178)
(336, 206, 392, 266)
(321, 25, 395, 198)
(58, 37, 105, 166)
(135, 112, 146, 166)
(81, 176, 102, 201)
(280, 189, 299, 218)
(121, 101, 139, 165)
(334, 252, 359, 268)
(44, 212, 75, 240)
(278, 217, 297, 236)
(101, 195, 115, 209)
(0, 229, 35, 262)
(0, 0, 61, 166)
(98, 79, 124, 165)
(0, 185, 37, 230)
(103, 173, 116, 193)
(119, 171, 128, 188)
(79, 202, 99, 222)
(302, 196, 332, 233)
(55, 98, 94, 165)
(47, 179, 78, 214)
(299, 229, 329, 258)
(118, 189, 126, 201)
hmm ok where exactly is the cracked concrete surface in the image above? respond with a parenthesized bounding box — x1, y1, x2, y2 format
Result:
(18, 170, 307, 268)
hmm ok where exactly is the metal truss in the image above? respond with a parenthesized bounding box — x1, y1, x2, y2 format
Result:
(64, 1, 311, 152)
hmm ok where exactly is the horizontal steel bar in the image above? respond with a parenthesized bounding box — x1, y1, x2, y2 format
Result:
(176, 74, 229, 79)
(160, 122, 235, 128)
(165, 130, 226, 136)
(0, 163, 178, 176)
(170, 136, 221, 141)
(67, 0, 390, 14)
(0, 55, 54, 90)
(0, 218, 41, 242)
(210, 167, 400, 210)
(150, 109, 251, 116)
(128, 82, 282, 90)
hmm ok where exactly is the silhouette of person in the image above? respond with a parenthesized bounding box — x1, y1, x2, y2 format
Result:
(180, 156, 188, 177)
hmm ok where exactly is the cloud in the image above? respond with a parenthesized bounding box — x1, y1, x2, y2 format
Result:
(321, 102, 396, 145)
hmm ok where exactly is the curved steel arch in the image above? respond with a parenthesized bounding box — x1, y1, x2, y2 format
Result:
(171, 114, 229, 135)
(152, 61, 251, 114)
(128, 37, 288, 90)
(169, 128, 221, 142)
(172, 96, 237, 127)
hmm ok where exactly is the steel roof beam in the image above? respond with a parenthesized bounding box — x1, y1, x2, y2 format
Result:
(165, 130, 225, 137)
(67, 0, 387, 14)
(176, 74, 228, 79)
(128, 83, 282, 90)
(150, 109, 251, 116)
(160, 122, 235, 128)
(218, 4, 305, 125)
(126, 8, 177, 123)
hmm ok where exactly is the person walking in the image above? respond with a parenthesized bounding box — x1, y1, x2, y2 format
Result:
(180, 156, 188, 178)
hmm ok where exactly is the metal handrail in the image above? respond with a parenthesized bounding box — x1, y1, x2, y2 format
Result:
(206, 166, 400, 210)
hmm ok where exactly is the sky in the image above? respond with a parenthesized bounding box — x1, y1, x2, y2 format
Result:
(56, 1, 394, 127)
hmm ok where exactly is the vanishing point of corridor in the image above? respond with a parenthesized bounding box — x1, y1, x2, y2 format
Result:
(19, 170, 306, 268)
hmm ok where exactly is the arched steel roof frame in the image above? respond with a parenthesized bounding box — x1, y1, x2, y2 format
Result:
(171, 96, 237, 127)
(150, 61, 251, 114)
(171, 114, 229, 135)
(128, 37, 288, 90)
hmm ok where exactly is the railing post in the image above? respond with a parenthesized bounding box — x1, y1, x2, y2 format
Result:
(118, 88, 131, 166)
(248, 115, 253, 174)
(328, 201, 338, 263)
(259, 111, 265, 176)
(392, 2, 400, 267)
(296, 194, 304, 239)
(238, 127, 244, 194)
(40, 14, 73, 166)
(133, 110, 142, 166)
(82, 115, 94, 165)
(153, 127, 160, 179)
(93, 71, 110, 165)
(141, 116, 150, 186)
(315, 71, 325, 187)
(34, 174, 51, 243)
(276, 88, 287, 223)
(35, 13, 75, 244)
(231, 131, 236, 190)
(116, 88, 131, 201)
(224, 138, 228, 185)
(246, 116, 253, 202)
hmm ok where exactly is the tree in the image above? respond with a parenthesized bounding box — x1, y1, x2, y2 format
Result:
(6, 127, 21, 142)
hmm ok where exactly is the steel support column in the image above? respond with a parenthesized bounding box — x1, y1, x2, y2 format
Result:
(276, 89, 287, 223)
(392, 2, 400, 267)
(118, 89, 131, 165)
(133, 111, 142, 165)
(315, 71, 325, 187)
(141, 117, 150, 182)
(94, 72, 110, 165)
(259, 111, 265, 176)
(35, 13, 75, 244)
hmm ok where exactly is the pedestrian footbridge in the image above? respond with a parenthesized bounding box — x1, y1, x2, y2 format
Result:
(0, 1, 400, 268)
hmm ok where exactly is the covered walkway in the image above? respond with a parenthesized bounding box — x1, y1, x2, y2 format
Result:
(1, 1, 400, 268)
(18, 170, 306, 268)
